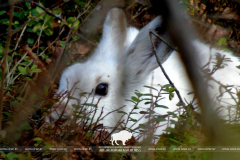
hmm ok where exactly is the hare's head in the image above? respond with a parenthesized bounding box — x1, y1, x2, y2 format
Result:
(51, 8, 173, 129)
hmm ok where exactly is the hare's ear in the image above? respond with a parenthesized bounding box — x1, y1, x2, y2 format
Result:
(94, 8, 127, 59)
(124, 17, 173, 87)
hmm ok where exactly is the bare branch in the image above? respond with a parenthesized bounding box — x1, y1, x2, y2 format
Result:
(0, 1, 14, 131)
(149, 30, 185, 106)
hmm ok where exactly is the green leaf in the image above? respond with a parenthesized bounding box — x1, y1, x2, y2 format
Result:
(14, 21, 19, 25)
(67, 17, 80, 30)
(44, 141, 54, 148)
(31, 65, 38, 70)
(23, 77, 31, 81)
(76, 1, 87, 7)
(13, 21, 20, 28)
(117, 111, 127, 114)
(25, 2, 31, 9)
(69, 96, 78, 100)
(53, 9, 61, 15)
(16, 97, 25, 101)
(134, 90, 142, 97)
(32, 137, 43, 141)
(27, 38, 34, 45)
(134, 106, 139, 109)
(139, 124, 147, 129)
(188, 136, 198, 144)
(28, 21, 37, 27)
(215, 37, 227, 46)
(20, 122, 32, 130)
(179, 115, 186, 119)
(86, 133, 94, 138)
(36, 7, 44, 14)
(130, 112, 138, 114)
(6, 86, 12, 91)
(155, 117, 166, 123)
(0, 19, 8, 24)
(72, 104, 80, 109)
(0, 10, 6, 16)
(142, 94, 153, 97)
(0, 151, 6, 156)
(84, 103, 96, 107)
(163, 87, 176, 92)
(169, 92, 174, 100)
(10, 101, 20, 106)
(131, 96, 141, 102)
(44, 28, 53, 36)
(144, 101, 151, 105)
(67, 17, 74, 23)
(7, 94, 15, 99)
(31, 7, 44, 17)
(155, 104, 169, 109)
(0, 44, 3, 55)
(20, 12, 26, 20)
(162, 84, 172, 88)
(142, 98, 152, 101)
(3, 111, 10, 116)
(129, 117, 137, 122)
(44, 86, 48, 96)
(14, 12, 25, 20)
(236, 65, 240, 69)
(31, 69, 41, 73)
(170, 119, 178, 124)
(43, 152, 51, 156)
(139, 111, 148, 114)
(60, 41, 65, 47)
(145, 115, 150, 118)
(167, 111, 178, 117)
(20, 63, 29, 68)
(18, 66, 27, 75)
(148, 110, 155, 114)
(33, 23, 42, 34)
(125, 99, 136, 104)
(169, 138, 183, 145)
(143, 85, 158, 91)
(41, 54, 49, 59)
(14, 6, 23, 10)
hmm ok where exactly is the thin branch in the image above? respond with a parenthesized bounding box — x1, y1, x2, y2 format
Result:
(51, 2, 91, 84)
(6, 52, 28, 81)
(69, 0, 92, 38)
(149, 30, 185, 106)
(89, 97, 102, 131)
(0, 0, 71, 38)
(149, 29, 177, 51)
(125, 101, 140, 128)
(6, 19, 29, 77)
(0, 1, 14, 131)
(39, 27, 65, 56)
(99, 105, 126, 121)
(26, 0, 66, 23)
(37, 18, 47, 54)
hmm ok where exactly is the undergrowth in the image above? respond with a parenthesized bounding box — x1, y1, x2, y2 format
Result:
(0, 0, 240, 160)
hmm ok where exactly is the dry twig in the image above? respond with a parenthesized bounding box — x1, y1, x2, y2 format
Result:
(0, 1, 14, 131)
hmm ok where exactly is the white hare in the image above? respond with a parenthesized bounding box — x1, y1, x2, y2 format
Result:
(50, 8, 240, 135)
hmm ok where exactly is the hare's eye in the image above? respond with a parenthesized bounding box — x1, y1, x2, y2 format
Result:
(95, 83, 108, 96)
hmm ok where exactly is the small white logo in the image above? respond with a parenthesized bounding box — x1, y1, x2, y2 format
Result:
(110, 130, 132, 145)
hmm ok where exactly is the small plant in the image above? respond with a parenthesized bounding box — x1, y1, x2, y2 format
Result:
(1, 1, 240, 160)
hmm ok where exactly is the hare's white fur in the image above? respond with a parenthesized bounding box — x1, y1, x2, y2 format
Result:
(51, 8, 240, 134)
(151, 41, 239, 119)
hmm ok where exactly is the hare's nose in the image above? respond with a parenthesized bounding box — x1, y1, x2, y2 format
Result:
(95, 83, 108, 96)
